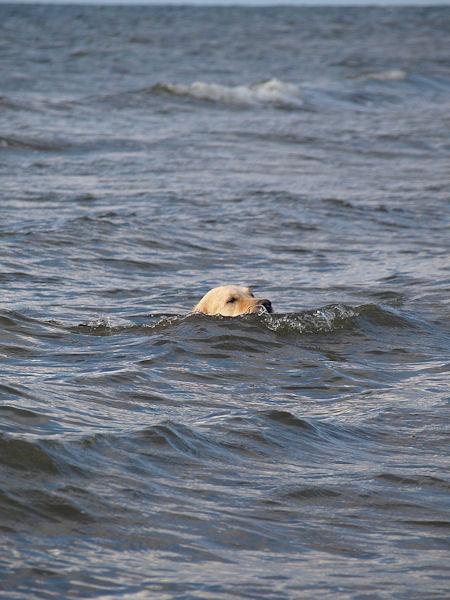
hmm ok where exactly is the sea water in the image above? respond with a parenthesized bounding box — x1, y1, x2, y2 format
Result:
(0, 5, 449, 599)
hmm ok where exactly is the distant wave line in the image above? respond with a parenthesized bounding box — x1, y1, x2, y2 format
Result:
(153, 78, 304, 108)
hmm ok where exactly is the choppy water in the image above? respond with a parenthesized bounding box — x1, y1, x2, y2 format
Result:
(1, 4, 449, 599)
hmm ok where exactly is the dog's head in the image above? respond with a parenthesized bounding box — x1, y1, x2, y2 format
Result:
(193, 285, 273, 317)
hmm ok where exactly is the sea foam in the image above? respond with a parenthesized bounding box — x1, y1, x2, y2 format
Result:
(154, 78, 303, 108)
(355, 69, 407, 82)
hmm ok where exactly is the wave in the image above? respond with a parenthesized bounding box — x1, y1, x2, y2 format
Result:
(252, 303, 414, 336)
(0, 409, 373, 477)
(0, 134, 69, 153)
(152, 77, 304, 108)
(0, 303, 414, 347)
(0, 94, 42, 113)
(352, 69, 407, 82)
(74, 314, 183, 336)
(130, 410, 377, 464)
(0, 409, 373, 537)
(72, 304, 414, 338)
(0, 433, 60, 474)
(261, 304, 362, 335)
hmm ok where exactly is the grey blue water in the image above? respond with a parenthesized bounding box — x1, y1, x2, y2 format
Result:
(0, 4, 449, 599)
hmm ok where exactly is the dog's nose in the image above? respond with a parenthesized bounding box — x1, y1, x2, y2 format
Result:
(260, 299, 273, 313)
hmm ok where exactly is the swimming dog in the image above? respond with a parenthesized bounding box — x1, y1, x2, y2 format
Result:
(193, 285, 273, 317)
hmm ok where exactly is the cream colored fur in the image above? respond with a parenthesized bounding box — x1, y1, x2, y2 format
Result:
(193, 285, 273, 317)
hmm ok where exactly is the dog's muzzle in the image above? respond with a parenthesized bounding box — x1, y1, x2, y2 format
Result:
(256, 299, 273, 314)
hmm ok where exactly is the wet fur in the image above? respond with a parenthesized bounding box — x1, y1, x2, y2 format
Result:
(193, 285, 273, 317)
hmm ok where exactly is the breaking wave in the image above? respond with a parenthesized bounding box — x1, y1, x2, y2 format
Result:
(72, 304, 414, 337)
(257, 303, 413, 335)
(353, 69, 407, 82)
(153, 78, 303, 108)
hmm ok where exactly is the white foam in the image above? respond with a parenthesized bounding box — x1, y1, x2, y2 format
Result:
(86, 316, 112, 329)
(363, 69, 407, 82)
(156, 78, 303, 108)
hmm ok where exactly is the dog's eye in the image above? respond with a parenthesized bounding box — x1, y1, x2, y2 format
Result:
(226, 297, 236, 304)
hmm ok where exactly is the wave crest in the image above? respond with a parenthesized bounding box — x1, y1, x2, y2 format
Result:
(258, 304, 412, 335)
(153, 78, 303, 108)
(72, 305, 412, 338)
(353, 69, 407, 82)
(260, 305, 360, 335)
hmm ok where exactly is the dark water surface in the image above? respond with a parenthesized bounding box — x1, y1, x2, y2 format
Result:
(1, 4, 449, 599)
